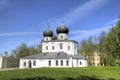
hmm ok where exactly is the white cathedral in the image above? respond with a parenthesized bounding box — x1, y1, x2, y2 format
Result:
(19, 22, 87, 68)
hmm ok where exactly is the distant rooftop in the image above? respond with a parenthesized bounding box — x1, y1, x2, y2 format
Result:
(21, 52, 86, 59)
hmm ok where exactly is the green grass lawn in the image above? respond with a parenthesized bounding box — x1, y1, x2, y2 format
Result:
(0, 67, 120, 80)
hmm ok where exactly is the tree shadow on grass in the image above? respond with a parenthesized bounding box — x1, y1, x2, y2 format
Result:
(107, 78, 116, 80)
(59, 75, 101, 80)
(75, 75, 101, 80)
(60, 77, 74, 80)
(11, 76, 55, 80)
(11, 76, 117, 80)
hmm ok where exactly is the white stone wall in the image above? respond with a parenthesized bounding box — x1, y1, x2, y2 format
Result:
(77, 59, 87, 67)
(20, 58, 87, 68)
(42, 41, 77, 55)
(57, 33, 67, 40)
(71, 59, 87, 67)
(44, 37, 52, 41)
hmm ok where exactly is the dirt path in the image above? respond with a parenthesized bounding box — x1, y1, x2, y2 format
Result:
(0, 68, 19, 71)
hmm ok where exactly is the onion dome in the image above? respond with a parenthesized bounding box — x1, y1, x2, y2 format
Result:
(56, 23, 69, 34)
(43, 28, 53, 37)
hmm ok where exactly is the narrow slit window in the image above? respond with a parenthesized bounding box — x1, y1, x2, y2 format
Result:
(80, 61, 82, 65)
(56, 60, 58, 66)
(46, 46, 48, 50)
(61, 36, 63, 39)
(66, 61, 69, 66)
(60, 43, 63, 49)
(61, 60, 63, 66)
(33, 61, 36, 66)
(68, 46, 70, 50)
(52, 46, 54, 50)
(23, 62, 26, 67)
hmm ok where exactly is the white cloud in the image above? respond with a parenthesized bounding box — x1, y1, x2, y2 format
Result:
(27, 19, 117, 46)
(63, 0, 108, 25)
(27, 38, 42, 46)
(38, 0, 109, 30)
(0, 32, 41, 36)
(0, 0, 115, 45)
(69, 18, 118, 40)
(104, 18, 119, 26)
(70, 25, 112, 35)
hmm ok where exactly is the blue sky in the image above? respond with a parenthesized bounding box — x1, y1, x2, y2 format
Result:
(0, 0, 120, 54)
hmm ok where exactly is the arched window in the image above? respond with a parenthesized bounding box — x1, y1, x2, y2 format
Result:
(23, 62, 26, 67)
(56, 60, 58, 66)
(61, 36, 63, 39)
(33, 61, 36, 66)
(68, 46, 70, 50)
(48, 61, 51, 66)
(66, 61, 69, 66)
(52, 46, 54, 50)
(61, 60, 63, 66)
(60, 43, 63, 49)
(46, 37, 48, 41)
(80, 61, 82, 65)
(28, 61, 32, 68)
(46, 46, 48, 50)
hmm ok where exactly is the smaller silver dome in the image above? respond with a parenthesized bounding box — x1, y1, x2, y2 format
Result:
(53, 35, 57, 40)
(43, 29, 53, 37)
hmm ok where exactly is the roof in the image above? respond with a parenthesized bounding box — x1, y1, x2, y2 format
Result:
(21, 52, 86, 60)
(42, 39, 78, 44)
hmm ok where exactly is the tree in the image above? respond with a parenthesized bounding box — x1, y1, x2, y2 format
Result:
(98, 31, 106, 52)
(79, 30, 117, 66)
(79, 36, 95, 66)
(11, 43, 42, 67)
(28, 45, 41, 55)
(79, 40, 88, 54)
(105, 20, 120, 66)
(106, 20, 120, 60)
(12, 43, 29, 58)
(97, 31, 107, 66)
(12, 43, 29, 67)
(8, 55, 18, 68)
(36, 44, 42, 53)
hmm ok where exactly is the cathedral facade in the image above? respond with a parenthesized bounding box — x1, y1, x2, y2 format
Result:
(19, 22, 87, 68)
